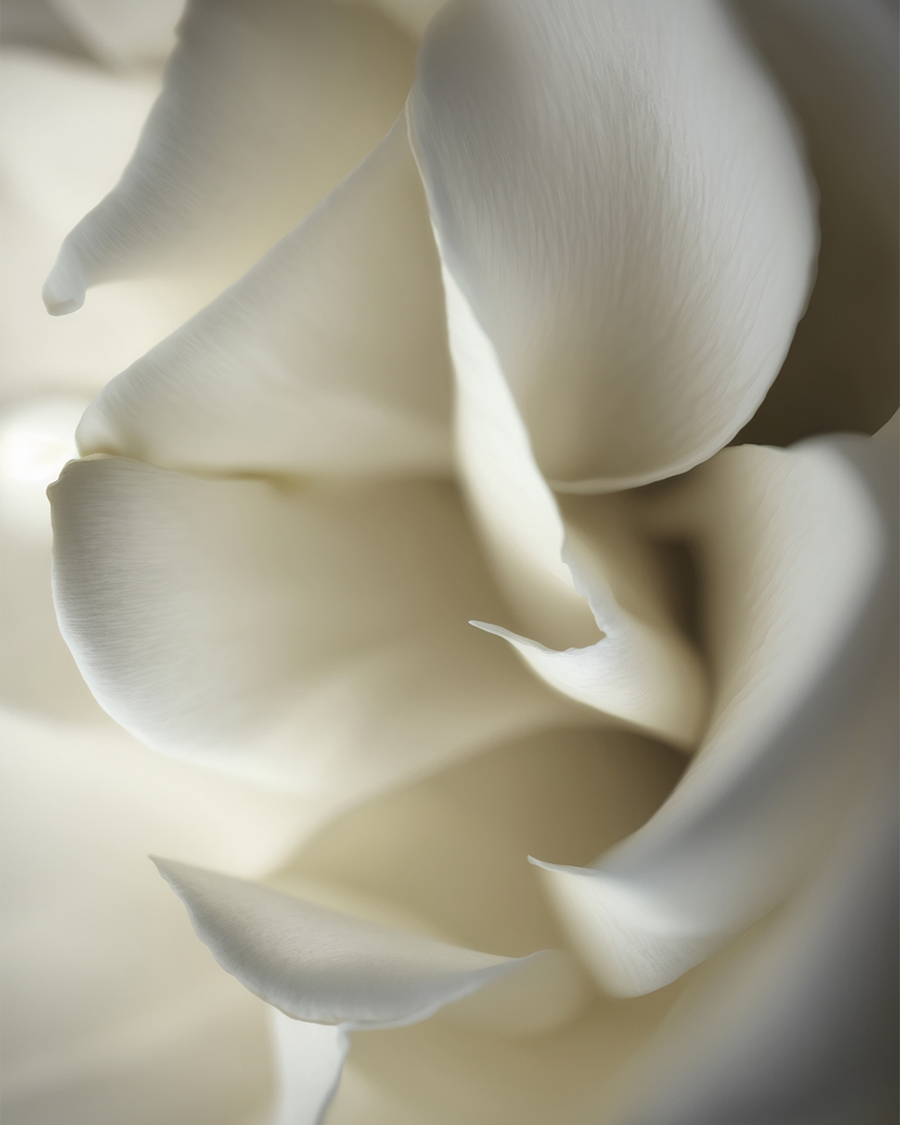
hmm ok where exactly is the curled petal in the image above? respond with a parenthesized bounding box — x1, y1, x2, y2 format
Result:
(622, 740, 899, 1124)
(536, 433, 898, 995)
(75, 123, 453, 478)
(445, 266, 707, 748)
(155, 858, 570, 1029)
(49, 457, 573, 794)
(44, 0, 415, 313)
(410, 0, 816, 489)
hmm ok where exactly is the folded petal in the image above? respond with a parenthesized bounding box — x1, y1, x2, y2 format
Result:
(44, 0, 416, 313)
(75, 123, 454, 478)
(410, 0, 816, 490)
(445, 267, 707, 748)
(155, 858, 560, 1029)
(621, 729, 898, 1125)
(49, 456, 574, 795)
(535, 432, 898, 995)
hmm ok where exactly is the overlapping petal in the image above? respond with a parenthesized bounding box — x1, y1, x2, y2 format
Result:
(75, 122, 454, 478)
(620, 734, 898, 1125)
(410, 0, 816, 490)
(44, 0, 416, 314)
(156, 856, 589, 1121)
(445, 267, 707, 749)
(535, 432, 898, 995)
(0, 707, 317, 1125)
(49, 456, 575, 795)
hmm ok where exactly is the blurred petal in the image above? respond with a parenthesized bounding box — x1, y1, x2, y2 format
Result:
(536, 432, 898, 995)
(410, 0, 816, 490)
(0, 707, 318, 1125)
(49, 456, 574, 794)
(0, 51, 200, 399)
(0, 396, 102, 721)
(447, 268, 706, 747)
(75, 123, 454, 478)
(154, 858, 564, 1028)
(734, 0, 899, 444)
(44, 0, 415, 313)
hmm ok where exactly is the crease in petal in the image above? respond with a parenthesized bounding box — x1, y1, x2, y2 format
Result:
(409, 0, 816, 489)
(442, 264, 707, 749)
(48, 456, 575, 797)
(74, 121, 454, 478)
(534, 432, 898, 996)
(44, 0, 417, 312)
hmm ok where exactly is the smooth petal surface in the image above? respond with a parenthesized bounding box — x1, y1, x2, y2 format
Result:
(44, 0, 415, 313)
(536, 433, 898, 995)
(446, 267, 706, 748)
(0, 707, 319, 1125)
(75, 123, 454, 478)
(410, 0, 816, 490)
(49, 456, 574, 795)
(155, 858, 558, 1028)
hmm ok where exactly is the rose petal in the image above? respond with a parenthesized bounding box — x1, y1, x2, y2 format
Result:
(0, 50, 205, 399)
(49, 456, 574, 794)
(444, 267, 707, 748)
(0, 707, 318, 1125)
(534, 432, 897, 996)
(75, 122, 454, 478)
(409, 0, 816, 490)
(44, 0, 415, 314)
(621, 722, 898, 1124)
(154, 858, 560, 1029)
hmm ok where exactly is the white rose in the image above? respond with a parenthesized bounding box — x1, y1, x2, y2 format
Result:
(1, 2, 896, 1124)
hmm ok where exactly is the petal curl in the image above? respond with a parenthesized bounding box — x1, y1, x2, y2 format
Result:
(445, 267, 707, 748)
(75, 123, 453, 478)
(44, 0, 415, 313)
(409, 0, 816, 489)
(622, 731, 898, 1124)
(535, 433, 897, 995)
(49, 457, 574, 794)
(155, 858, 565, 1028)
